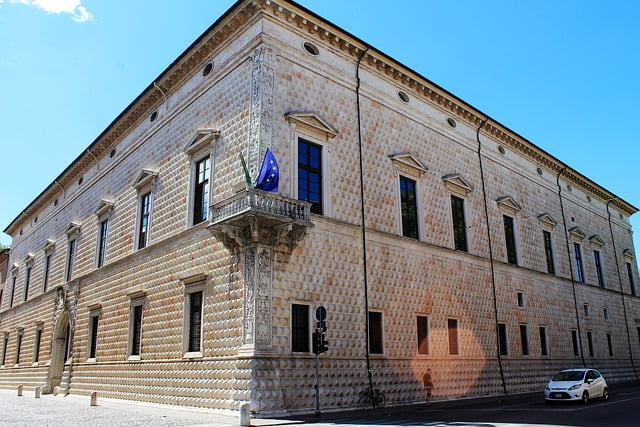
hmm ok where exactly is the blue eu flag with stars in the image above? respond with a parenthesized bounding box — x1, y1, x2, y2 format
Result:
(255, 148, 279, 192)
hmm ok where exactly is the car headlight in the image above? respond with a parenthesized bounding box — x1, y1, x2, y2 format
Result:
(545, 385, 550, 391)
(568, 384, 581, 390)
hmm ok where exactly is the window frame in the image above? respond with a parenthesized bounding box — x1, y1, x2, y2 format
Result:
(10, 275, 16, 308)
(416, 315, 430, 355)
(627, 262, 636, 296)
(136, 191, 152, 250)
(606, 333, 613, 357)
(183, 284, 205, 357)
(587, 330, 595, 357)
(23, 265, 32, 302)
(43, 253, 52, 292)
(593, 250, 605, 288)
(96, 219, 109, 268)
(447, 318, 460, 356)
(15, 329, 23, 366)
(368, 311, 384, 355)
(498, 323, 508, 356)
(574, 242, 585, 283)
(519, 324, 529, 356)
(291, 303, 311, 353)
(399, 175, 419, 239)
(297, 137, 324, 215)
(503, 215, 518, 265)
(65, 238, 77, 282)
(450, 195, 468, 251)
(87, 309, 100, 361)
(539, 326, 548, 357)
(191, 155, 211, 226)
(33, 323, 43, 365)
(127, 296, 145, 360)
(543, 230, 555, 274)
(571, 329, 580, 357)
(1, 334, 8, 367)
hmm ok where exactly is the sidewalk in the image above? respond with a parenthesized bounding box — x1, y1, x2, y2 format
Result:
(0, 389, 296, 427)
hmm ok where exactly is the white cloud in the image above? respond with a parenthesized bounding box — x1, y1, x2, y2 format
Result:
(6, 0, 94, 22)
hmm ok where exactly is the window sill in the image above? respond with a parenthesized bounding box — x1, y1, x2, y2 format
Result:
(86, 358, 96, 363)
(127, 355, 141, 361)
(182, 351, 203, 359)
(32, 362, 39, 367)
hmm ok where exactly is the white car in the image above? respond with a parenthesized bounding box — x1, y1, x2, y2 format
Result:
(544, 368, 608, 403)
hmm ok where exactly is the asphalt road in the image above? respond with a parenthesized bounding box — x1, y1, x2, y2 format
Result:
(285, 381, 640, 427)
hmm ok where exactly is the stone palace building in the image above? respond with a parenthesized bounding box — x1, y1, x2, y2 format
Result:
(1, 0, 638, 416)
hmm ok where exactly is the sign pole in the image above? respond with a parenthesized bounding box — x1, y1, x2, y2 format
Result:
(314, 353, 320, 417)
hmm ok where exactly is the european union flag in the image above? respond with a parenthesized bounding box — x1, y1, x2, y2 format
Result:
(255, 148, 279, 192)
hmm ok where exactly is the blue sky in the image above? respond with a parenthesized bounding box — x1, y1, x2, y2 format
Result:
(1, 0, 639, 257)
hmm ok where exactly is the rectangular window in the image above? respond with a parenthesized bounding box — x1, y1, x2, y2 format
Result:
(571, 330, 579, 357)
(0, 290, 2, 307)
(129, 303, 143, 357)
(584, 303, 589, 318)
(24, 267, 31, 301)
(607, 333, 613, 357)
(587, 331, 594, 357)
(498, 323, 508, 356)
(10, 276, 16, 307)
(291, 304, 310, 353)
(137, 192, 152, 249)
(97, 219, 108, 268)
(448, 318, 459, 355)
(594, 250, 604, 288)
(603, 307, 608, 320)
(520, 325, 529, 356)
(416, 316, 430, 355)
(192, 157, 210, 225)
(543, 230, 555, 274)
(503, 215, 517, 265)
(34, 325, 43, 363)
(574, 243, 584, 282)
(517, 292, 525, 308)
(451, 195, 467, 251)
(399, 176, 418, 239)
(1, 335, 8, 366)
(88, 314, 99, 359)
(187, 291, 203, 353)
(15, 332, 23, 365)
(65, 239, 76, 282)
(369, 311, 383, 354)
(298, 139, 323, 214)
(539, 326, 548, 356)
(627, 262, 636, 296)
(43, 254, 51, 292)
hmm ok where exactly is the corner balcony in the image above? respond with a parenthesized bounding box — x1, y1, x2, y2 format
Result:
(208, 188, 313, 250)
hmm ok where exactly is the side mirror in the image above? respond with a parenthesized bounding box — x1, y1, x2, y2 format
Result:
(586, 378, 593, 384)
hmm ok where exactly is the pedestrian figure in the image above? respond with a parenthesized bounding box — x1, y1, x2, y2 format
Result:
(423, 368, 433, 405)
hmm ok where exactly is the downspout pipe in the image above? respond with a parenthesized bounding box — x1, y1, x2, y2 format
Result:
(355, 45, 374, 397)
(476, 118, 507, 395)
(606, 199, 639, 380)
(556, 167, 586, 367)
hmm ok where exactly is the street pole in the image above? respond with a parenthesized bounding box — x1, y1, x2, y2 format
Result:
(314, 353, 320, 417)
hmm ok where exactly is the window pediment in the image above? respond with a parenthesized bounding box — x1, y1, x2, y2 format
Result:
(588, 235, 605, 249)
(568, 226, 586, 242)
(285, 112, 338, 139)
(126, 289, 147, 300)
(44, 239, 56, 253)
(389, 153, 427, 179)
(496, 196, 522, 216)
(442, 173, 473, 197)
(95, 199, 115, 218)
(184, 128, 219, 156)
(132, 169, 158, 192)
(623, 249, 634, 262)
(537, 213, 557, 229)
(10, 263, 19, 274)
(25, 253, 35, 266)
(180, 273, 208, 286)
(66, 221, 82, 238)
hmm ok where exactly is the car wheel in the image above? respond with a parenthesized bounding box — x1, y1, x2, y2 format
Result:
(582, 391, 590, 404)
(602, 388, 609, 401)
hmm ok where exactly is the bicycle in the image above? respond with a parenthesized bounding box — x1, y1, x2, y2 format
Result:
(358, 387, 386, 409)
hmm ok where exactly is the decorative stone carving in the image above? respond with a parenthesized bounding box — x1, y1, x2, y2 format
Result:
(537, 213, 557, 229)
(442, 173, 473, 197)
(496, 196, 522, 216)
(285, 112, 338, 139)
(588, 235, 605, 250)
(623, 249, 634, 262)
(389, 152, 428, 179)
(568, 226, 586, 242)
(248, 46, 277, 180)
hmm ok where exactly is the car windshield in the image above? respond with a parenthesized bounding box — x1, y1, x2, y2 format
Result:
(552, 370, 584, 381)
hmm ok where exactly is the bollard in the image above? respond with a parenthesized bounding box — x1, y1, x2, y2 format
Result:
(239, 403, 251, 427)
(53, 386, 60, 396)
(17, 385, 23, 397)
(35, 386, 41, 398)
(90, 391, 98, 406)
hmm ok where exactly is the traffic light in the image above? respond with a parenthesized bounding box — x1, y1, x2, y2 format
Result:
(319, 333, 328, 354)
(312, 332, 322, 355)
